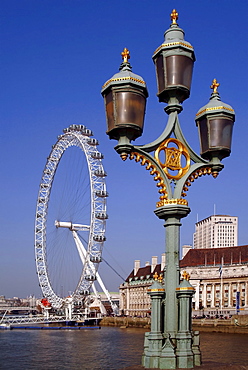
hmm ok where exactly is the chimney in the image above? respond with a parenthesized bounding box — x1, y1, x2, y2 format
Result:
(182, 245, 192, 258)
(134, 260, 140, 275)
(161, 253, 166, 271)
(145, 261, 150, 266)
(151, 256, 158, 273)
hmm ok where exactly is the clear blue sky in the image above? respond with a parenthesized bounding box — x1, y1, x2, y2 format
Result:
(1, 0, 247, 298)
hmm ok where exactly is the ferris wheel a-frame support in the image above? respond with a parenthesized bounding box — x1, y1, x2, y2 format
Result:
(56, 221, 119, 316)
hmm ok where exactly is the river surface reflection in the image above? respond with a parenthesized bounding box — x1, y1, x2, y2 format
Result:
(0, 327, 248, 369)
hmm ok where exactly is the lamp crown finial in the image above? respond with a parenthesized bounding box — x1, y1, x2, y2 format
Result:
(153, 272, 159, 281)
(158, 273, 163, 283)
(121, 48, 130, 63)
(182, 270, 190, 280)
(210, 79, 220, 93)
(170, 9, 179, 25)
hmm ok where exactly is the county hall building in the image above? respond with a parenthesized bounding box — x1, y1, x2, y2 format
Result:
(119, 215, 248, 317)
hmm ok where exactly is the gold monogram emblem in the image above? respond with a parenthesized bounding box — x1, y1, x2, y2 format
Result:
(154, 138, 190, 180)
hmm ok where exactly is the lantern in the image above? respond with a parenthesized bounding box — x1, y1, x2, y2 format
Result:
(195, 79, 235, 161)
(101, 48, 148, 144)
(152, 9, 195, 104)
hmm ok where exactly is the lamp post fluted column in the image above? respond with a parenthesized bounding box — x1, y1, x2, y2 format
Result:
(102, 9, 235, 369)
(155, 205, 190, 340)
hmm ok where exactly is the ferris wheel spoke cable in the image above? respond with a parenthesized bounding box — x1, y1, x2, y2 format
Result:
(47, 230, 81, 295)
(103, 244, 130, 277)
(54, 148, 90, 223)
(76, 233, 126, 282)
(101, 257, 126, 282)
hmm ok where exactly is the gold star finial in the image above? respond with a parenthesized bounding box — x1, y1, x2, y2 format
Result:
(210, 79, 220, 93)
(153, 272, 159, 281)
(121, 48, 130, 63)
(171, 9, 178, 25)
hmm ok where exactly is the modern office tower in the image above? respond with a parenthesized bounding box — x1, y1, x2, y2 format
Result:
(193, 215, 238, 249)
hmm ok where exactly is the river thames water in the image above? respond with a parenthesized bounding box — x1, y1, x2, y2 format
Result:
(0, 327, 248, 369)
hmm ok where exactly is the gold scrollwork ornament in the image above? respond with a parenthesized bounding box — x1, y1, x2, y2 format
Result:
(154, 138, 190, 180)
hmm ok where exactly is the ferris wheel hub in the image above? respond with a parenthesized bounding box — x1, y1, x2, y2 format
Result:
(55, 220, 90, 231)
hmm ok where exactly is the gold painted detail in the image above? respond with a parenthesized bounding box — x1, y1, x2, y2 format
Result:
(158, 273, 163, 283)
(129, 150, 188, 208)
(210, 78, 220, 93)
(154, 138, 190, 180)
(156, 198, 188, 208)
(153, 272, 164, 284)
(121, 153, 128, 161)
(129, 152, 168, 202)
(181, 166, 217, 198)
(102, 76, 146, 89)
(153, 272, 159, 280)
(182, 271, 190, 280)
(195, 105, 234, 117)
(154, 41, 193, 55)
(176, 287, 195, 291)
(171, 9, 178, 24)
(148, 288, 165, 292)
(121, 47, 130, 63)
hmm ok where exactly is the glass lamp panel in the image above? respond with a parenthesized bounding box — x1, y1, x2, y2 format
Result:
(197, 118, 209, 154)
(115, 91, 146, 129)
(105, 91, 115, 132)
(166, 55, 193, 89)
(208, 117, 233, 150)
(155, 55, 165, 94)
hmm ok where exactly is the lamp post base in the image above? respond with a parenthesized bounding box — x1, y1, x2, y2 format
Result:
(175, 332, 194, 369)
(142, 203, 201, 369)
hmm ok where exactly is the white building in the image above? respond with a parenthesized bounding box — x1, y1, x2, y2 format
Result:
(193, 215, 238, 249)
(181, 245, 248, 316)
(120, 245, 248, 317)
(119, 255, 165, 317)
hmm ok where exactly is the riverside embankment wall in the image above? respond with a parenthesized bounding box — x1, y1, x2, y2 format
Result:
(100, 316, 150, 329)
(100, 315, 248, 334)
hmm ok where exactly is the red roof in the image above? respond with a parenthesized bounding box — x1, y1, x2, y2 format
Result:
(126, 264, 162, 282)
(180, 245, 248, 268)
(124, 246, 248, 282)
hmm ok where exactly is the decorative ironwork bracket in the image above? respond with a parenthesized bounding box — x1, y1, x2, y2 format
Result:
(126, 110, 223, 208)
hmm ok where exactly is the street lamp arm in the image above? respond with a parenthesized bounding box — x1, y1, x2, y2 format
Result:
(174, 115, 208, 165)
(129, 147, 172, 199)
(173, 162, 223, 200)
(137, 111, 177, 153)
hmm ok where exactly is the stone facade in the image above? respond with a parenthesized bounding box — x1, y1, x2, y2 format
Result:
(119, 245, 248, 317)
(119, 255, 165, 317)
(181, 245, 248, 316)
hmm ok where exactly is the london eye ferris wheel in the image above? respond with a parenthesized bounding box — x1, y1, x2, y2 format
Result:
(34, 124, 108, 309)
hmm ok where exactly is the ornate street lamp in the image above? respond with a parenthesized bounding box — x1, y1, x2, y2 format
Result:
(102, 9, 235, 369)
(102, 47, 148, 159)
(195, 78, 235, 163)
(152, 9, 195, 105)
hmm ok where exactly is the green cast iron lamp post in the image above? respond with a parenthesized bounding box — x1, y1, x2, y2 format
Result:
(102, 9, 235, 369)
